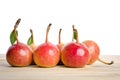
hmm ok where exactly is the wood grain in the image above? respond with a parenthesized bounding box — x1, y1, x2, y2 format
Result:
(0, 54, 120, 80)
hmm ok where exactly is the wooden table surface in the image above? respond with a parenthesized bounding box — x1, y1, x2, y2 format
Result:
(0, 54, 120, 80)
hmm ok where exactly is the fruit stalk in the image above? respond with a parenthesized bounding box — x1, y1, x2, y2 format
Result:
(98, 58, 114, 65)
(59, 28, 62, 44)
(13, 18, 21, 44)
(45, 23, 52, 43)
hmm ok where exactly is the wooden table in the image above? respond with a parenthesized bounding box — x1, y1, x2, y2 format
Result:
(0, 54, 120, 80)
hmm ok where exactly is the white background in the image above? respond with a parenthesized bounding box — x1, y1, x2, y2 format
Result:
(0, 0, 120, 55)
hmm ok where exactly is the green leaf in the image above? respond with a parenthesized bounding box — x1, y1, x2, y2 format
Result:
(27, 36, 33, 45)
(73, 30, 77, 40)
(10, 30, 18, 45)
(74, 31, 77, 40)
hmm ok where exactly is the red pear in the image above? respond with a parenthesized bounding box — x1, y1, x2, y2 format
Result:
(33, 24, 60, 67)
(57, 28, 64, 52)
(83, 40, 114, 65)
(27, 29, 37, 52)
(6, 18, 32, 67)
(57, 28, 64, 65)
(61, 25, 90, 68)
(27, 29, 37, 65)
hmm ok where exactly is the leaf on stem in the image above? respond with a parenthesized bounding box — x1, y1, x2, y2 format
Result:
(10, 30, 18, 45)
(73, 30, 77, 40)
(73, 25, 78, 41)
(27, 35, 33, 45)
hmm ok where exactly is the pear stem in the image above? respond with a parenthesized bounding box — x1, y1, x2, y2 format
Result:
(14, 18, 21, 44)
(45, 23, 52, 43)
(72, 25, 74, 42)
(72, 25, 79, 43)
(98, 58, 114, 65)
(30, 29, 35, 44)
(58, 28, 62, 44)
